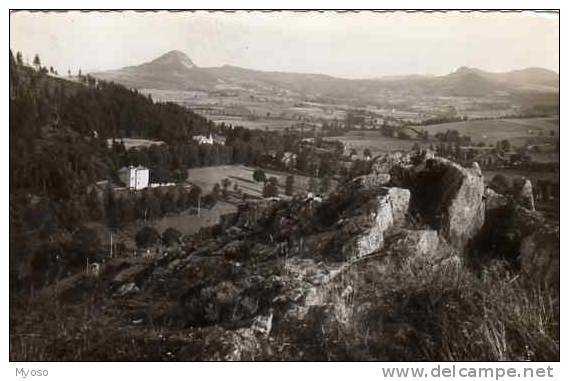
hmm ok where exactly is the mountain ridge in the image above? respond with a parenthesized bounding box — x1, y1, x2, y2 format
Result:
(91, 50, 559, 97)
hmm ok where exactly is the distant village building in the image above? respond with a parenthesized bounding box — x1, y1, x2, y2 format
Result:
(118, 165, 150, 190)
(281, 152, 297, 168)
(192, 133, 226, 145)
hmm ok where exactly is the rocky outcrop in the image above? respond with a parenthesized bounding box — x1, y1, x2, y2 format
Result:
(22, 151, 557, 361)
(519, 228, 559, 286)
(513, 178, 536, 211)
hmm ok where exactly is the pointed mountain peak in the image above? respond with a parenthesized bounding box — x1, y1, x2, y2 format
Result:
(453, 66, 482, 75)
(150, 50, 197, 69)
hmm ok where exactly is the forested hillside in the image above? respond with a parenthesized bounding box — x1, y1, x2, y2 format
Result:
(9, 50, 297, 292)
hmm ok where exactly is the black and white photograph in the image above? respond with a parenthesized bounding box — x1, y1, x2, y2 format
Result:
(8, 7, 560, 369)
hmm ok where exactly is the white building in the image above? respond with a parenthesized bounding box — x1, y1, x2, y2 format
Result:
(192, 133, 226, 145)
(118, 166, 149, 190)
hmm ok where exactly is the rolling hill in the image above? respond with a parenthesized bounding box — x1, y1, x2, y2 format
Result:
(92, 50, 559, 99)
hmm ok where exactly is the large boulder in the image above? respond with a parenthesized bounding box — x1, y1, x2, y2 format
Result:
(408, 158, 485, 250)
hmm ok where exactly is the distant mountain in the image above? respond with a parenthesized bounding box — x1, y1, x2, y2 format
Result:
(93, 50, 217, 90)
(447, 66, 559, 92)
(92, 50, 559, 98)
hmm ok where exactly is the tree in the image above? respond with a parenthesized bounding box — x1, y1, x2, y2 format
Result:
(210, 183, 221, 203)
(16, 51, 23, 65)
(188, 185, 202, 207)
(253, 169, 266, 183)
(319, 175, 331, 194)
(499, 139, 511, 153)
(285, 175, 295, 196)
(308, 177, 318, 193)
(135, 226, 161, 248)
(33, 54, 41, 70)
(263, 177, 279, 197)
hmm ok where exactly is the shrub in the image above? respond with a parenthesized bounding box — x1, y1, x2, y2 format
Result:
(162, 227, 182, 246)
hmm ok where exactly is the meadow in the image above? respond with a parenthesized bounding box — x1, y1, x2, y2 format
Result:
(187, 164, 320, 197)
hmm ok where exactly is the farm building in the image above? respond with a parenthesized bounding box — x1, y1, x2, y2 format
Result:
(118, 165, 150, 190)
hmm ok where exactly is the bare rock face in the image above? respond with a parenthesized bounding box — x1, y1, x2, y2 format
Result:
(390, 229, 444, 259)
(513, 178, 536, 211)
(348, 187, 411, 258)
(410, 158, 485, 250)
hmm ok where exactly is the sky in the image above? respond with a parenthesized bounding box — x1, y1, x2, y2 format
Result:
(9, 10, 559, 79)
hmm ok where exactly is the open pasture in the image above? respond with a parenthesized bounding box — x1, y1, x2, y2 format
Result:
(187, 164, 322, 198)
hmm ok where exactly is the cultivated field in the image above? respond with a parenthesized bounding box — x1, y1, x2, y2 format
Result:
(210, 117, 296, 131)
(422, 117, 559, 148)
